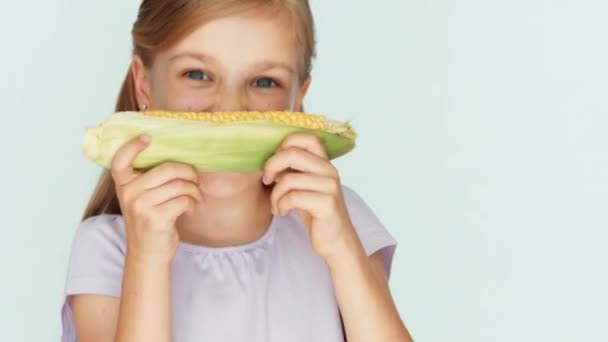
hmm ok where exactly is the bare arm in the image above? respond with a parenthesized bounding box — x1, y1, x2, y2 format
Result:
(70, 257, 172, 342)
(262, 133, 413, 341)
(327, 235, 413, 342)
(115, 257, 173, 342)
(71, 135, 201, 342)
(71, 295, 119, 342)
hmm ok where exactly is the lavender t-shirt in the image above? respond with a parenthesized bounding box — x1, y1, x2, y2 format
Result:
(61, 185, 397, 342)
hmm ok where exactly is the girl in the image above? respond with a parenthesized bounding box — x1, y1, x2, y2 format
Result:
(61, 1, 413, 341)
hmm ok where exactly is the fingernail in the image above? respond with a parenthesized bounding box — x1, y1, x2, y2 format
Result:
(262, 176, 269, 185)
(139, 134, 150, 143)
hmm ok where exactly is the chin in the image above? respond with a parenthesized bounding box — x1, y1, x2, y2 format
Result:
(197, 172, 262, 199)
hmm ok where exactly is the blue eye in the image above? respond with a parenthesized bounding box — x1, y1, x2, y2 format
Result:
(184, 70, 209, 81)
(254, 78, 277, 88)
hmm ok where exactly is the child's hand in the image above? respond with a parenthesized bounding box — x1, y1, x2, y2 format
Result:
(110, 134, 204, 265)
(263, 133, 358, 262)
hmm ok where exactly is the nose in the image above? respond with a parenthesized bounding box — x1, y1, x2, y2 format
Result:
(212, 86, 249, 112)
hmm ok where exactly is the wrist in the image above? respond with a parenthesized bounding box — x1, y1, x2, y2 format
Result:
(323, 230, 368, 271)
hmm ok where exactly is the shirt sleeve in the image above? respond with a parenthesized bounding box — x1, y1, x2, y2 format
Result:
(342, 185, 398, 279)
(63, 214, 126, 298)
(61, 214, 126, 342)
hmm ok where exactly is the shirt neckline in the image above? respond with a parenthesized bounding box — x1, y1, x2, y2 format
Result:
(177, 214, 279, 254)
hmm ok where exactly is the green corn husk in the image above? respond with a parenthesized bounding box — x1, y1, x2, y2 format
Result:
(82, 111, 357, 172)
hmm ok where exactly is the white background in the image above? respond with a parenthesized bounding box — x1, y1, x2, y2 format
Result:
(1, 0, 607, 341)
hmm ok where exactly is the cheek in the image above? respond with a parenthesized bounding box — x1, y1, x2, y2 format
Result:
(149, 70, 216, 111)
(247, 90, 295, 111)
(154, 89, 295, 112)
(247, 83, 300, 112)
(151, 83, 216, 112)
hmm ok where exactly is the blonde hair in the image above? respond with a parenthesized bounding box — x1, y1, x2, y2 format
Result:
(81, 0, 316, 221)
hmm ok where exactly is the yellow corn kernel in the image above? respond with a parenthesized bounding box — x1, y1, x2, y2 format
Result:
(142, 110, 329, 131)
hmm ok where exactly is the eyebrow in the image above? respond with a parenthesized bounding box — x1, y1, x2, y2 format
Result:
(168, 52, 217, 64)
(168, 52, 295, 74)
(251, 60, 295, 74)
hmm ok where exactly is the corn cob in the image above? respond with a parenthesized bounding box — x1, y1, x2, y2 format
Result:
(83, 110, 356, 172)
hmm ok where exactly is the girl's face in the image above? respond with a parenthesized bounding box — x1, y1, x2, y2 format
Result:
(132, 12, 311, 198)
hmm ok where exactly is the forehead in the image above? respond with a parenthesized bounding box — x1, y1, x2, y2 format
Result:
(161, 12, 298, 67)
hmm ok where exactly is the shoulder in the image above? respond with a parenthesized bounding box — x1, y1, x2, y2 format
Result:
(341, 184, 398, 278)
(341, 184, 386, 233)
(65, 214, 127, 288)
(64, 214, 126, 297)
(71, 214, 127, 254)
(341, 185, 378, 215)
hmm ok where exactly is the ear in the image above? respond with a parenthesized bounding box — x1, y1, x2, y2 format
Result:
(293, 76, 312, 112)
(131, 55, 152, 109)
